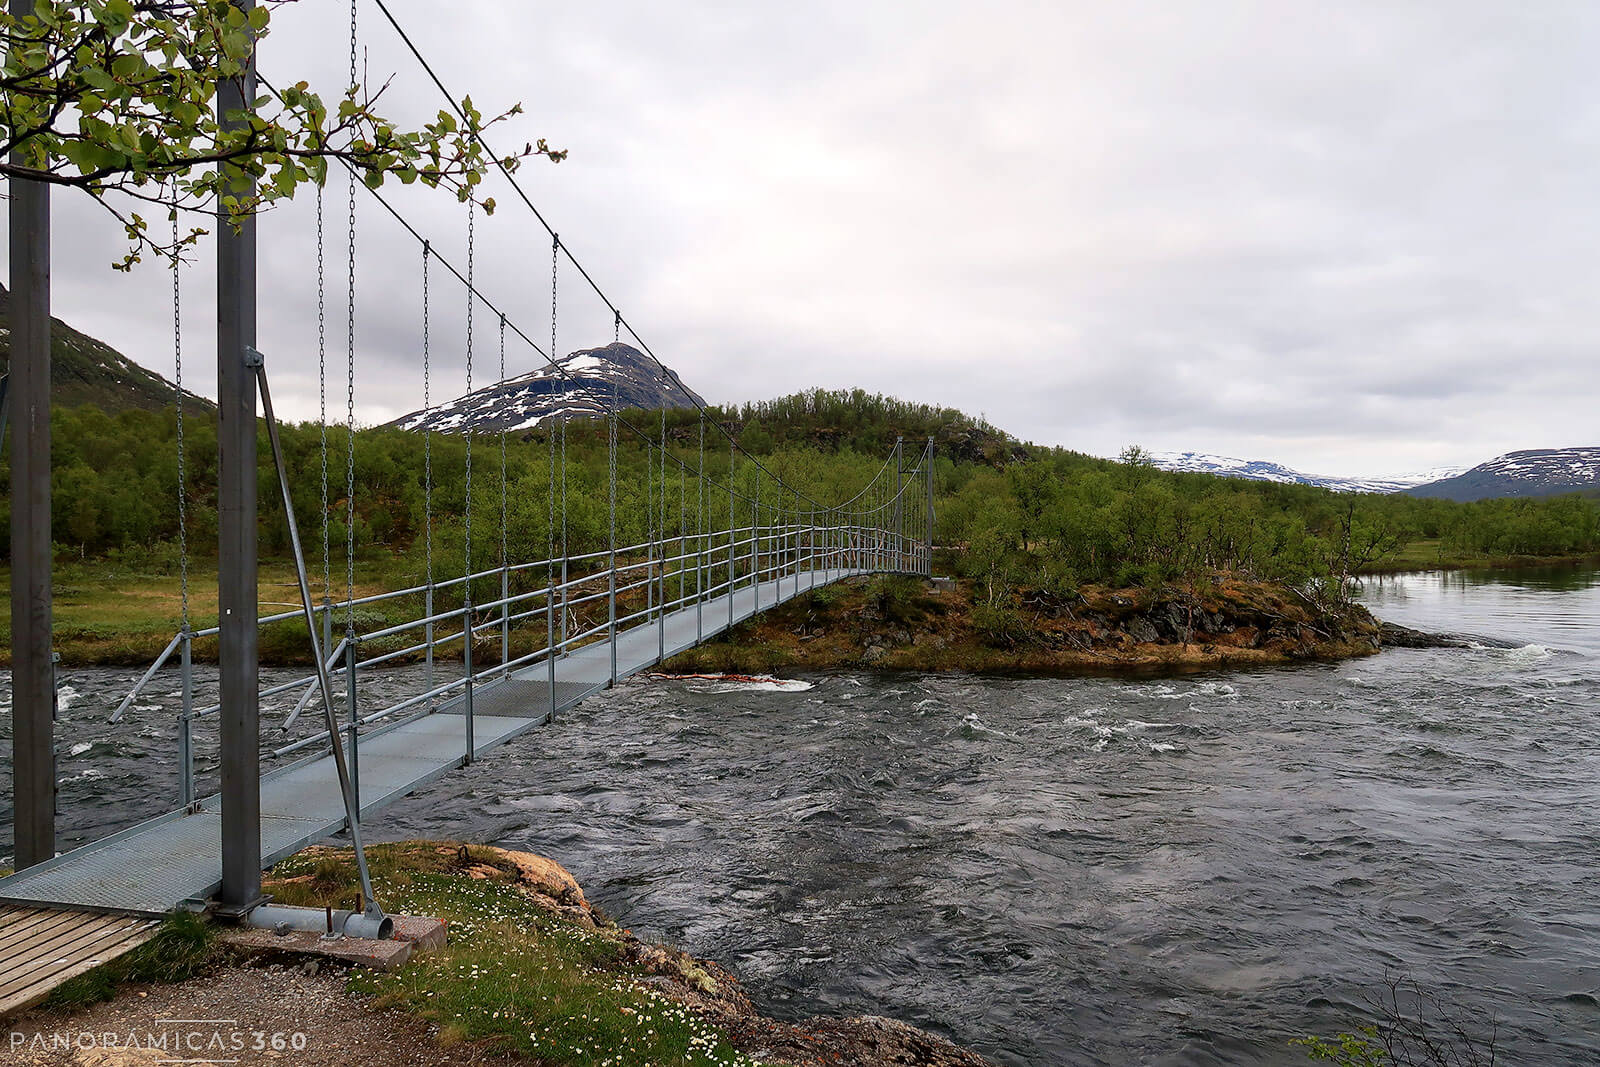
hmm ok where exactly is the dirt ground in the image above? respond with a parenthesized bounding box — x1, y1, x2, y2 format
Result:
(7, 962, 516, 1067)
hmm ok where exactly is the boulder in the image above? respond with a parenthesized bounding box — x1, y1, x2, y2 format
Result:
(1127, 617, 1160, 644)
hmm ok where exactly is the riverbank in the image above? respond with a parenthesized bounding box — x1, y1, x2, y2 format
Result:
(665, 573, 1384, 676)
(10, 840, 992, 1067)
(1359, 538, 1600, 574)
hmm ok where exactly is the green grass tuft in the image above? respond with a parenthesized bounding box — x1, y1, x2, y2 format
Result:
(45, 910, 219, 1010)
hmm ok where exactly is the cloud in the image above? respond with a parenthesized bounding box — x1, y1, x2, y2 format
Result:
(8, 0, 1600, 478)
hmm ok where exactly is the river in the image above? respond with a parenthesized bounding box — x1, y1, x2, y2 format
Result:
(4, 566, 1598, 1064)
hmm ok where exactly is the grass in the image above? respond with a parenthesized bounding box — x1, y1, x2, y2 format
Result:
(45, 910, 221, 1010)
(263, 842, 773, 1067)
(7, 548, 678, 668)
(2, 551, 428, 666)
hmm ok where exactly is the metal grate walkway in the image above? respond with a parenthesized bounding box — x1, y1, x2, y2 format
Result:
(0, 567, 865, 916)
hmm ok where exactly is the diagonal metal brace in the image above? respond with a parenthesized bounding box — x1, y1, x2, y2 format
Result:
(252, 348, 384, 923)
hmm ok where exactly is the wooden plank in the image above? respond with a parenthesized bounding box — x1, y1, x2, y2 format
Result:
(0, 923, 154, 1019)
(1, 910, 116, 957)
(0, 915, 132, 990)
(0, 908, 60, 944)
(0, 917, 152, 998)
(0, 906, 49, 924)
(0, 908, 82, 950)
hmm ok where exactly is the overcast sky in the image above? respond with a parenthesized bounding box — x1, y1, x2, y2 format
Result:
(14, 1, 1600, 478)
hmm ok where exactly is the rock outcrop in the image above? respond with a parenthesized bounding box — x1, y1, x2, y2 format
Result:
(462, 845, 998, 1067)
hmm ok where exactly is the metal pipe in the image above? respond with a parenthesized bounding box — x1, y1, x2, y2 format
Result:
(547, 561, 556, 722)
(179, 633, 194, 808)
(345, 639, 361, 817)
(110, 632, 183, 724)
(752, 472, 760, 610)
(659, 407, 667, 663)
(608, 403, 618, 684)
(697, 417, 705, 644)
(926, 436, 935, 576)
(895, 437, 904, 572)
(244, 903, 393, 942)
(463, 606, 476, 763)
(258, 358, 380, 919)
(284, 637, 348, 731)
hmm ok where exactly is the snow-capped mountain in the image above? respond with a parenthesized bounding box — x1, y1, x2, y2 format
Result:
(1405, 447, 1600, 501)
(392, 342, 705, 434)
(1150, 451, 1465, 494)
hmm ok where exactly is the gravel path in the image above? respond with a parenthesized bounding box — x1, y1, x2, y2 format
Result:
(7, 962, 518, 1066)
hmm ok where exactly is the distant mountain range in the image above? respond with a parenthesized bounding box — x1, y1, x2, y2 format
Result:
(1151, 448, 1600, 501)
(1149, 451, 1465, 494)
(0, 282, 209, 413)
(1403, 447, 1600, 502)
(392, 342, 703, 435)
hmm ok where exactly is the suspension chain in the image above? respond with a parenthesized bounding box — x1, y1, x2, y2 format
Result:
(500, 311, 508, 569)
(318, 185, 330, 600)
(464, 202, 475, 590)
(345, 0, 359, 631)
(423, 242, 433, 589)
(170, 180, 189, 633)
(550, 233, 559, 574)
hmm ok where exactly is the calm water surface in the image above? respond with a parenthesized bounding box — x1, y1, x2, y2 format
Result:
(3, 567, 1598, 1065)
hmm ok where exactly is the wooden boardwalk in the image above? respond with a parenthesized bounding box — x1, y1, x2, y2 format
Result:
(0, 905, 157, 1018)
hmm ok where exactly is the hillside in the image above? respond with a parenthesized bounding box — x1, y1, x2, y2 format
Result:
(1406, 447, 1600, 501)
(0, 283, 209, 414)
(392, 342, 703, 434)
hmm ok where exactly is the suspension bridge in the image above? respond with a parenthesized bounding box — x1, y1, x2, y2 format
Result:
(0, 0, 935, 995)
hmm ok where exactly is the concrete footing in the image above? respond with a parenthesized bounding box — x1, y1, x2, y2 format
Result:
(218, 913, 446, 972)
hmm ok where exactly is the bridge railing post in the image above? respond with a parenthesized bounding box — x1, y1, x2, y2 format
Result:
(752, 472, 761, 610)
(659, 409, 668, 661)
(179, 631, 194, 808)
(346, 638, 362, 808)
(895, 437, 904, 573)
(462, 602, 475, 764)
(423, 585, 434, 706)
(547, 554, 556, 721)
(608, 405, 618, 684)
(926, 436, 935, 576)
(501, 564, 511, 673)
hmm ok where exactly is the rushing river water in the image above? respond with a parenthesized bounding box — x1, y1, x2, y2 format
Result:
(4, 567, 1599, 1065)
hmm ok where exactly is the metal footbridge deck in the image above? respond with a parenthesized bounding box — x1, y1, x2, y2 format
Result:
(0, 566, 869, 916)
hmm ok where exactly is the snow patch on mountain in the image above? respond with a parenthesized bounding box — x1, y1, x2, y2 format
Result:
(1149, 451, 1467, 494)
(1406, 447, 1600, 501)
(392, 342, 705, 435)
